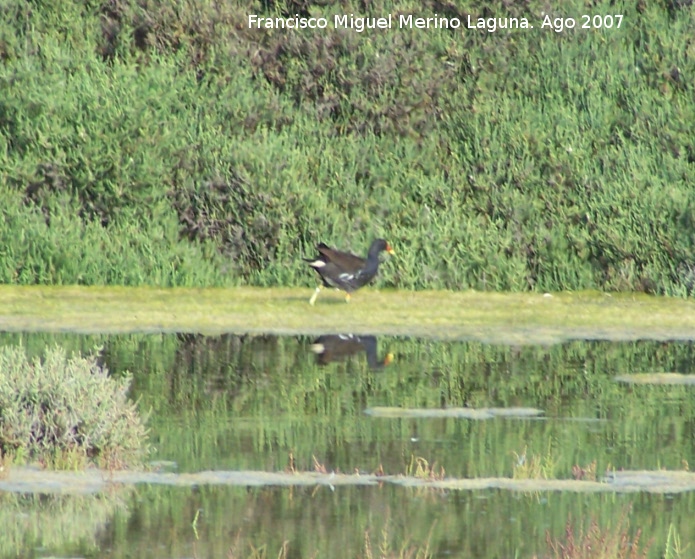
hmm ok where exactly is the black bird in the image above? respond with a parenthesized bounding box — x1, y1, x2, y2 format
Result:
(310, 334, 394, 369)
(304, 239, 395, 305)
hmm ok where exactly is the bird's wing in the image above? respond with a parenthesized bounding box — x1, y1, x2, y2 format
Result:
(316, 245, 366, 272)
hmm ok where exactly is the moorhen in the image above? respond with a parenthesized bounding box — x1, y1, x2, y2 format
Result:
(304, 238, 395, 305)
(310, 334, 394, 369)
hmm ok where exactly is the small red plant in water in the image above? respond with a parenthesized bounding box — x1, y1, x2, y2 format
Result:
(544, 511, 650, 559)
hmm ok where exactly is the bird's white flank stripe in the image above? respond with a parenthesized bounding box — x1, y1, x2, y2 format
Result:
(308, 260, 326, 268)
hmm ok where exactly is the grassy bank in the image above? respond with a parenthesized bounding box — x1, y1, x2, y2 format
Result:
(1, 285, 694, 343)
(1, 0, 694, 294)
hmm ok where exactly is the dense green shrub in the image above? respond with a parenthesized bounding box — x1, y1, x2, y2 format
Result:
(0, 0, 694, 294)
(0, 345, 148, 468)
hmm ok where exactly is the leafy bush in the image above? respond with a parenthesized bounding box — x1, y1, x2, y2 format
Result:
(0, 345, 148, 468)
(1, 0, 694, 294)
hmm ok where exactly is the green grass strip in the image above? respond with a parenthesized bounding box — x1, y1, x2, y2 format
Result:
(1, 286, 694, 344)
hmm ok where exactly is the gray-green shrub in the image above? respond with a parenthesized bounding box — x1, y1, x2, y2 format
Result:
(0, 345, 148, 468)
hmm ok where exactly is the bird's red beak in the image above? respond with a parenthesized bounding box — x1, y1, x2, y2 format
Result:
(386, 243, 395, 255)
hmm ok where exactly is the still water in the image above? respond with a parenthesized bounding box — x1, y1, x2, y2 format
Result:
(1, 332, 694, 558)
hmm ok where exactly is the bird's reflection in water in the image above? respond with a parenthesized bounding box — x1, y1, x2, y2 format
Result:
(309, 334, 393, 369)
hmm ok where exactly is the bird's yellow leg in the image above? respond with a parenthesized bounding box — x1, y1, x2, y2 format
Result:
(309, 286, 323, 306)
(344, 292, 351, 303)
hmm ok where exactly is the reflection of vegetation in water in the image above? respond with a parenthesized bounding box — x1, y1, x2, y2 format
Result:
(2, 332, 694, 477)
(664, 523, 689, 559)
(1, 333, 695, 557)
(544, 508, 650, 559)
(225, 515, 435, 559)
(0, 491, 128, 557)
(99, 485, 695, 559)
(133, 334, 695, 478)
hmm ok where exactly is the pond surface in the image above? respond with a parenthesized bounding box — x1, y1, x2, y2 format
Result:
(1, 332, 695, 558)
